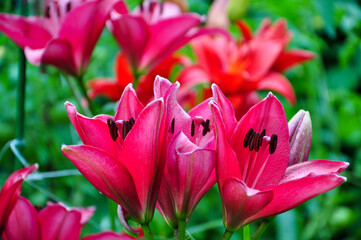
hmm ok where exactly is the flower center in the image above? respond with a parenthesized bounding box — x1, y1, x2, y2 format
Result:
(107, 117, 135, 141)
(243, 128, 277, 154)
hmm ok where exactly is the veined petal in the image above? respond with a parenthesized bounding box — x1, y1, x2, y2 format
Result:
(2, 197, 41, 240)
(210, 102, 242, 189)
(61, 145, 142, 220)
(0, 14, 51, 49)
(65, 102, 119, 158)
(280, 160, 349, 183)
(257, 72, 296, 104)
(244, 173, 346, 224)
(229, 93, 289, 189)
(114, 84, 144, 121)
(222, 178, 273, 231)
(58, 0, 119, 74)
(273, 50, 315, 72)
(118, 99, 164, 222)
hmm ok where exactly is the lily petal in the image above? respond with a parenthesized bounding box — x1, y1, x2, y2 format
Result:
(222, 178, 273, 231)
(83, 231, 136, 240)
(114, 84, 144, 121)
(244, 173, 346, 224)
(273, 50, 315, 72)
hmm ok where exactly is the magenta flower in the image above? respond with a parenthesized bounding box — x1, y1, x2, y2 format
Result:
(155, 78, 215, 229)
(61, 78, 172, 233)
(0, 0, 119, 76)
(209, 85, 348, 233)
(2, 197, 133, 240)
(0, 164, 38, 234)
(108, 0, 222, 72)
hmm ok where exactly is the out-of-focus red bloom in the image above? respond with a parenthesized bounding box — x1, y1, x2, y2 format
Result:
(62, 78, 176, 232)
(209, 85, 348, 232)
(2, 197, 133, 240)
(88, 51, 187, 104)
(0, 164, 38, 234)
(155, 78, 215, 228)
(178, 19, 314, 118)
(108, 0, 224, 73)
(0, 0, 119, 76)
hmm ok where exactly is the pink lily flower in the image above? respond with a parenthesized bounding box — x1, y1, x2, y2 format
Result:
(209, 85, 348, 232)
(61, 77, 173, 232)
(177, 18, 314, 118)
(0, 0, 119, 76)
(155, 78, 215, 228)
(0, 164, 38, 234)
(2, 197, 134, 240)
(108, 0, 224, 73)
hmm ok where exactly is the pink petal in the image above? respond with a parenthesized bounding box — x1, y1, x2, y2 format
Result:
(222, 178, 273, 231)
(257, 71, 296, 104)
(140, 13, 202, 70)
(280, 160, 349, 183)
(118, 99, 165, 220)
(229, 93, 289, 189)
(236, 20, 253, 41)
(0, 164, 38, 233)
(65, 102, 119, 158)
(273, 50, 315, 72)
(58, 0, 119, 74)
(211, 84, 237, 138)
(114, 84, 144, 121)
(117, 205, 139, 235)
(3, 197, 41, 240)
(0, 14, 51, 49)
(207, 0, 231, 29)
(244, 173, 347, 224)
(210, 102, 242, 189)
(153, 76, 173, 100)
(110, 14, 149, 68)
(61, 145, 142, 220)
(157, 181, 178, 228)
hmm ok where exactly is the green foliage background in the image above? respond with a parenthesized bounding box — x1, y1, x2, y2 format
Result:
(1, 0, 361, 239)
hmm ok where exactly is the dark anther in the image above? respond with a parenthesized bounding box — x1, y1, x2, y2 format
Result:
(140, 0, 144, 11)
(160, 2, 164, 14)
(254, 133, 260, 152)
(201, 121, 205, 127)
(202, 119, 210, 136)
(129, 117, 135, 127)
(243, 128, 254, 148)
(56, 6, 61, 17)
(170, 118, 175, 134)
(66, 2, 71, 12)
(248, 132, 256, 151)
(45, 6, 50, 18)
(121, 117, 136, 140)
(107, 118, 118, 141)
(191, 119, 195, 137)
(269, 134, 278, 154)
(259, 129, 266, 147)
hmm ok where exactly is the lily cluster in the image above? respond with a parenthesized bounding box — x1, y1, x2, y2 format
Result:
(62, 77, 347, 239)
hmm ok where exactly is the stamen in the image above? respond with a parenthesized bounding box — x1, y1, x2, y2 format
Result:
(269, 134, 278, 154)
(248, 132, 256, 151)
(191, 119, 195, 137)
(56, 5, 61, 17)
(129, 117, 135, 127)
(140, 0, 144, 11)
(243, 128, 254, 148)
(160, 2, 164, 14)
(66, 2, 71, 12)
(254, 133, 260, 152)
(259, 129, 266, 147)
(202, 119, 210, 136)
(107, 118, 118, 141)
(45, 6, 50, 18)
(170, 118, 175, 134)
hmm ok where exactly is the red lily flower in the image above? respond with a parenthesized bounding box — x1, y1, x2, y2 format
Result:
(108, 0, 224, 73)
(0, 0, 119, 76)
(0, 164, 38, 234)
(2, 197, 134, 240)
(178, 18, 314, 118)
(209, 85, 348, 232)
(88, 51, 187, 104)
(155, 79, 215, 228)
(62, 78, 173, 232)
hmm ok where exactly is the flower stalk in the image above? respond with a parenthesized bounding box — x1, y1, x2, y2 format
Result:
(141, 223, 154, 240)
(177, 218, 187, 240)
(251, 216, 275, 240)
(221, 230, 234, 240)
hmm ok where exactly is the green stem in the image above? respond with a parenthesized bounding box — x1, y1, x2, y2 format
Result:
(107, 198, 116, 231)
(75, 75, 96, 116)
(251, 217, 275, 240)
(62, 74, 91, 116)
(177, 219, 187, 240)
(243, 225, 251, 240)
(174, 228, 179, 240)
(140, 223, 154, 240)
(221, 230, 234, 240)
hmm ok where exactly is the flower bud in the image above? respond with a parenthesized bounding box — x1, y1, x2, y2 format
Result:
(288, 110, 312, 165)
